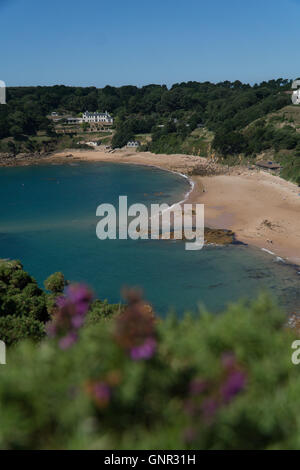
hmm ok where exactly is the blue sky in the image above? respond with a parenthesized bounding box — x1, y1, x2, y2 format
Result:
(1, 0, 300, 87)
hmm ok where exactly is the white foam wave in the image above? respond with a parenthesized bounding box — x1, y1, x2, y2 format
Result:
(261, 248, 276, 256)
(156, 168, 195, 215)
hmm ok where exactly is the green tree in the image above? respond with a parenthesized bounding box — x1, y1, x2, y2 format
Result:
(111, 124, 134, 148)
(44, 272, 66, 294)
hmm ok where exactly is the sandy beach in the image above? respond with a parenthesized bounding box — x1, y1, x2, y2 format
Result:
(8, 148, 300, 264)
(38, 148, 206, 174)
(189, 172, 300, 265)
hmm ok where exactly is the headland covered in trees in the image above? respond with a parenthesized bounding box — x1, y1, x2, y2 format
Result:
(0, 78, 300, 184)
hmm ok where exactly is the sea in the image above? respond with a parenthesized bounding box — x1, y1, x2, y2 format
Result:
(0, 161, 299, 315)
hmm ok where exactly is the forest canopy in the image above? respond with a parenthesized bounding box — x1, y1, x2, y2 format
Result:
(1, 79, 300, 182)
(0, 79, 291, 141)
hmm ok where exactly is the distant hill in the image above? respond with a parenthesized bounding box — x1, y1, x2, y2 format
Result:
(1, 79, 299, 183)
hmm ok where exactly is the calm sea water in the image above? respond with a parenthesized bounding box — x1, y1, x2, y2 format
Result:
(0, 162, 299, 315)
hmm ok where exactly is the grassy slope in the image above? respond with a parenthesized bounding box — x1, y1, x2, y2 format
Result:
(181, 128, 214, 157)
(244, 105, 300, 183)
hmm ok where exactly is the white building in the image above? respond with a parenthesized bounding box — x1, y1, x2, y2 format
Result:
(127, 141, 140, 148)
(82, 111, 113, 124)
(292, 89, 300, 105)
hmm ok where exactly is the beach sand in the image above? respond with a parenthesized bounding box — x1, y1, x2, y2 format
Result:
(15, 148, 300, 264)
(41, 148, 205, 173)
(189, 172, 300, 265)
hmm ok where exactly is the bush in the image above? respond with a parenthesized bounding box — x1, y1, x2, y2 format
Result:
(0, 290, 298, 450)
(0, 260, 49, 322)
(86, 299, 123, 325)
(44, 272, 66, 294)
(111, 124, 134, 149)
(0, 315, 45, 346)
(0, 261, 124, 346)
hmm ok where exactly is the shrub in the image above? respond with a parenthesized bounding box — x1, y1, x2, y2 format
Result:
(0, 290, 298, 450)
(0, 260, 49, 322)
(44, 272, 66, 294)
(0, 315, 45, 346)
(0, 261, 122, 346)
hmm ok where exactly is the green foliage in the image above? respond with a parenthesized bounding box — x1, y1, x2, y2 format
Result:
(86, 299, 123, 325)
(111, 123, 134, 149)
(0, 315, 45, 346)
(0, 292, 298, 450)
(0, 261, 123, 346)
(0, 79, 290, 145)
(279, 145, 300, 185)
(213, 130, 247, 156)
(0, 260, 49, 323)
(150, 132, 184, 154)
(112, 116, 156, 149)
(44, 272, 66, 294)
(1, 79, 299, 180)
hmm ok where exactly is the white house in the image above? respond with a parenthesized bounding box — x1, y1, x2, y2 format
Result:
(127, 141, 140, 148)
(292, 89, 300, 105)
(82, 111, 113, 124)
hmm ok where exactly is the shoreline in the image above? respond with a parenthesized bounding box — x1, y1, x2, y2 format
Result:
(187, 172, 300, 265)
(2, 148, 300, 264)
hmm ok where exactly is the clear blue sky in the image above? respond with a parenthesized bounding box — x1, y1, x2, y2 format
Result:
(1, 0, 300, 88)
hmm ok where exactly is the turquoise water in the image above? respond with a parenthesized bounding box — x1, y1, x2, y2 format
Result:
(0, 162, 299, 315)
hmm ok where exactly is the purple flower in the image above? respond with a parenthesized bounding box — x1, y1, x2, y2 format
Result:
(47, 284, 93, 349)
(56, 296, 68, 309)
(114, 289, 157, 360)
(65, 284, 92, 316)
(221, 370, 247, 403)
(86, 381, 111, 408)
(93, 382, 111, 402)
(71, 314, 85, 329)
(59, 332, 78, 350)
(130, 337, 157, 361)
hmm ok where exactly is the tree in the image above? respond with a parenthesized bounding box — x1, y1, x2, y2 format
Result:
(9, 125, 23, 138)
(81, 122, 89, 132)
(44, 272, 66, 294)
(7, 141, 17, 155)
(213, 130, 247, 156)
(111, 124, 134, 149)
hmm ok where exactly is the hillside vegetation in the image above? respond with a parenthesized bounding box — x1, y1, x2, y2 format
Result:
(0, 260, 299, 449)
(1, 79, 300, 182)
(0, 260, 121, 346)
(243, 105, 300, 183)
